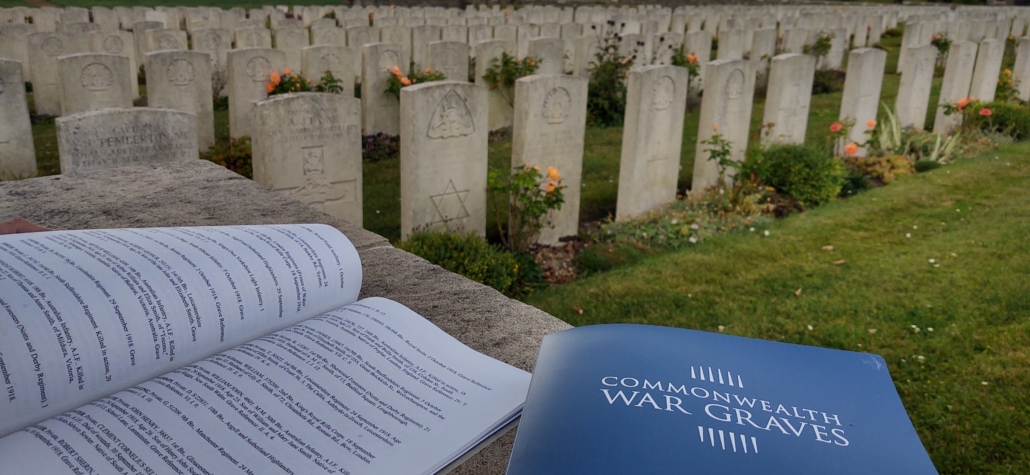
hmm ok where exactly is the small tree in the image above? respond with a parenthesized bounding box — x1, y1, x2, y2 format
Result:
(586, 25, 634, 127)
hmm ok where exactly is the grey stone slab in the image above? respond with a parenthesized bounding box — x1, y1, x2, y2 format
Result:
(0, 154, 570, 475)
(0, 58, 35, 179)
(56, 108, 198, 175)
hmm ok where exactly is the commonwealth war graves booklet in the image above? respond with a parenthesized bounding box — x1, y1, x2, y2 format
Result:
(506, 324, 939, 475)
(0, 224, 530, 475)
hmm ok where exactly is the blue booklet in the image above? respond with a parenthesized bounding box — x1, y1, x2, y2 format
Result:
(506, 324, 938, 474)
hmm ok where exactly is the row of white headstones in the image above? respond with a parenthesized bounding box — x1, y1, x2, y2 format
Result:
(1, 4, 1030, 242)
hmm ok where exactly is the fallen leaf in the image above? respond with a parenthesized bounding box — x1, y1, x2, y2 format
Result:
(573, 305, 584, 314)
(868, 328, 877, 334)
(822, 245, 834, 251)
(833, 259, 846, 265)
(794, 288, 802, 297)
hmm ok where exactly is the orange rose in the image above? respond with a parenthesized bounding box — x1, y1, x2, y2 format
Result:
(400, 77, 411, 86)
(283, 68, 292, 75)
(712, 124, 719, 132)
(524, 163, 532, 170)
(844, 142, 859, 156)
(829, 122, 842, 133)
(266, 83, 275, 93)
(979, 108, 992, 117)
(425, 68, 431, 73)
(956, 97, 970, 110)
(270, 71, 281, 85)
(547, 166, 560, 181)
(546, 182, 556, 192)
(866, 119, 877, 129)
(390, 65, 402, 76)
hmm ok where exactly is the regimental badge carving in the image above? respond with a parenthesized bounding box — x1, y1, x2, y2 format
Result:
(429, 179, 471, 227)
(157, 34, 179, 50)
(428, 89, 475, 139)
(653, 76, 674, 110)
(321, 31, 338, 44)
(441, 47, 461, 78)
(378, 50, 400, 73)
(203, 32, 221, 51)
(287, 146, 352, 209)
(726, 69, 744, 99)
(285, 30, 302, 46)
(41, 36, 63, 56)
(167, 59, 196, 86)
(81, 63, 113, 91)
(319, 53, 342, 75)
(542, 87, 571, 124)
(355, 31, 371, 45)
(245, 31, 263, 47)
(386, 30, 404, 44)
(102, 35, 124, 54)
(246, 56, 271, 82)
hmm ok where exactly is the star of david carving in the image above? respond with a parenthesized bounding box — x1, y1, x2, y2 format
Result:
(429, 180, 471, 227)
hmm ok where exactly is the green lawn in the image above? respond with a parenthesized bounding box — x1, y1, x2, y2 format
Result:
(525, 139, 1030, 474)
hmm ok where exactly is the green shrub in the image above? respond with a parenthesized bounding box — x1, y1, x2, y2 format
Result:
(481, 52, 539, 107)
(586, 25, 633, 127)
(811, 69, 845, 94)
(963, 101, 1030, 140)
(201, 136, 253, 179)
(398, 232, 541, 298)
(915, 160, 942, 173)
(745, 144, 846, 207)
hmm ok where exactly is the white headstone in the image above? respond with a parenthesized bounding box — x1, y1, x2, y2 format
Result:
(146, 50, 214, 150)
(429, 40, 469, 81)
(838, 48, 886, 156)
(933, 41, 978, 135)
(0, 58, 36, 178)
(253, 92, 363, 225)
(28, 32, 82, 116)
(227, 48, 285, 138)
(717, 28, 745, 60)
(399, 81, 489, 239)
(362, 42, 408, 135)
(693, 59, 755, 190)
(191, 28, 232, 68)
(475, 39, 515, 131)
(302, 45, 356, 96)
(145, 28, 187, 53)
(616, 65, 689, 221)
(88, 30, 139, 99)
(761, 53, 816, 146)
(411, 25, 441, 70)
(895, 45, 937, 131)
(235, 27, 272, 49)
(511, 74, 589, 244)
(57, 53, 132, 116)
(968, 38, 1005, 103)
(273, 27, 309, 73)
(56, 108, 198, 175)
(0, 24, 36, 83)
(527, 37, 565, 75)
(573, 35, 600, 78)
(1014, 37, 1030, 102)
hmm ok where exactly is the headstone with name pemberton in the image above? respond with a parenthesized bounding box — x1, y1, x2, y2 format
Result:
(56, 108, 198, 175)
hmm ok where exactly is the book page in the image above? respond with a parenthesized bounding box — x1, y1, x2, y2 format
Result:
(0, 224, 361, 437)
(0, 298, 531, 475)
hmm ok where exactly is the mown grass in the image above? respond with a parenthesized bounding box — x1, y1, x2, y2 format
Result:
(44, 0, 336, 8)
(524, 139, 1030, 474)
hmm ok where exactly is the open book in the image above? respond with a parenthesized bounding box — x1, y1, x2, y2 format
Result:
(0, 224, 530, 475)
